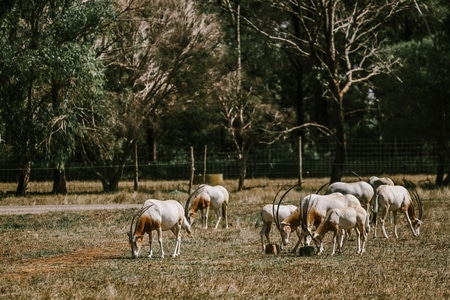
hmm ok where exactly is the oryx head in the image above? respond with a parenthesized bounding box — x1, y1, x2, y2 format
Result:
(273, 183, 300, 247)
(128, 233, 144, 258)
(188, 211, 197, 225)
(412, 219, 423, 237)
(311, 233, 323, 255)
(127, 205, 152, 258)
(185, 186, 206, 225)
(279, 222, 292, 246)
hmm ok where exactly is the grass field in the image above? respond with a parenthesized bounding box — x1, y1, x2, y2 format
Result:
(0, 176, 448, 299)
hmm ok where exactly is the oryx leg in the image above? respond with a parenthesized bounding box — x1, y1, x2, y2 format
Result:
(393, 211, 399, 238)
(291, 230, 303, 253)
(214, 209, 222, 229)
(381, 205, 390, 239)
(171, 223, 182, 257)
(338, 229, 347, 254)
(373, 215, 378, 238)
(260, 222, 271, 251)
(203, 207, 209, 229)
(148, 232, 153, 258)
(355, 227, 361, 254)
(331, 230, 338, 256)
(157, 227, 164, 258)
(402, 208, 418, 237)
(360, 227, 367, 255)
(223, 203, 229, 228)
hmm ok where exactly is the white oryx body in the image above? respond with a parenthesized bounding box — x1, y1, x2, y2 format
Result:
(302, 193, 362, 248)
(368, 176, 395, 222)
(373, 185, 422, 239)
(326, 181, 374, 212)
(187, 184, 229, 229)
(128, 199, 192, 258)
(258, 204, 300, 251)
(313, 206, 370, 255)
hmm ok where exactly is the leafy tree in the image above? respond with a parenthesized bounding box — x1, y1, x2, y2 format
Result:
(246, 0, 409, 183)
(0, 0, 113, 195)
(375, 0, 450, 185)
(87, 0, 221, 191)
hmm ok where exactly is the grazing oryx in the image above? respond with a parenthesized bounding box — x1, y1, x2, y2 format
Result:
(278, 193, 314, 249)
(313, 206, 370, 255)
(128, 199, 192, 258)
(186, 184, 229, 229)
(326, 181, 374, 212)
(301, 193, 362, 248)
(373, 185, 423, 239)
(257, 204, 301, 252)
(368, 176, 395, 222)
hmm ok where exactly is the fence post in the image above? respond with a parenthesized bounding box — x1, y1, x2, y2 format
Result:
(298, 136, 303, 187)
(134, 142, 139, 191)
(189, 146, 195, 192)
(203, 145, 207, 184)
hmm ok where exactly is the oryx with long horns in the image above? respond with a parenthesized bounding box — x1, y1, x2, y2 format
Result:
(128, 199, 192, 258)
(372, 179, 423, 239)
(185, 184, 229, 229)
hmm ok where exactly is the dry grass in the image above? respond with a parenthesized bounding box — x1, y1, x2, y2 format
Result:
(0, 176, 449, 299)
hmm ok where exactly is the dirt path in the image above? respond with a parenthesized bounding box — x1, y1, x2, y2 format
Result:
(0, 204, 141, 215)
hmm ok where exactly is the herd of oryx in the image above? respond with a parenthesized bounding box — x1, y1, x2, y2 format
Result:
(127, 176, 423, 258)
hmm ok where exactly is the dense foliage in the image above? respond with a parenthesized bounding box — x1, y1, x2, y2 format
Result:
(1, 0, 450, 192)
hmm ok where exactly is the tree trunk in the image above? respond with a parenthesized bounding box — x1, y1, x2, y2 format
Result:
(134, 143, 139, 191)
(330, 100, 346, 184)
(16, 160, 31, 196)
(101, 178, 120, 192)
(52, 168, 67, 194)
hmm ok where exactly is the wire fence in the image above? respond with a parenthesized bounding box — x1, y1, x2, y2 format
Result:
(0, 139, 440, 187)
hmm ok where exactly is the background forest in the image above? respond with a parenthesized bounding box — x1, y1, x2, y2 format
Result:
(1, 0, 450, 194)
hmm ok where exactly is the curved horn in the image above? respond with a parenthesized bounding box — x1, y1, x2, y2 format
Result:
(128, 204, 154, 241)
(351, 171, 362, 181)
(301, 193, 314, 232)
(402, 178, 423, 220)
(315, 182, 329, 195)
(185, 185, 206, 218)
(272, 183, 296, 228)
(276, 183, 300, 228)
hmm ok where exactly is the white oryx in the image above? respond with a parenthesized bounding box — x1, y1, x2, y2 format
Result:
(326, 181, 374, 212)
(301, 193, 362, 249)
(312, 206, 370, 255)
(257, 204, 301, 252)
(368, 176, 395, 222)
(128, 199, 192, 258)
(278, 193, 314, 248)
(372, 185, 423, 239)
(186, 184, 229, 229)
